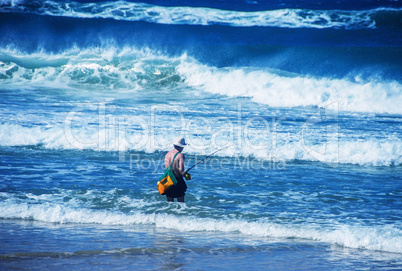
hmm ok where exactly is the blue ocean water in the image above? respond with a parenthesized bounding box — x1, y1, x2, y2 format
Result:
(0, 0, 401, 270)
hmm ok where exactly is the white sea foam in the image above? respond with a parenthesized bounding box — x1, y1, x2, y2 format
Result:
(0, 0, 388, 29)
(0, 121, 401, 167)
(0, 201, 401, 254)
(177, 60, 402, 115)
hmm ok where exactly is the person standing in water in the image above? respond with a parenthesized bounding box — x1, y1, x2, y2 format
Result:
(164, 137, 191, 202)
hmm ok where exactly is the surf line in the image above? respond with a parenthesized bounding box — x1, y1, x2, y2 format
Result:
(185, 145, 231, 173)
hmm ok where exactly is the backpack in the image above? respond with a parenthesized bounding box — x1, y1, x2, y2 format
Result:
(157, 152, 180, 195)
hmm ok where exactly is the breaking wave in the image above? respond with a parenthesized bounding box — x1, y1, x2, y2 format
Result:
(0, 122, 401, 167)
(1, 0, 400, 29)
(1, 47, 401, 114)
(0, 200, 401, 254)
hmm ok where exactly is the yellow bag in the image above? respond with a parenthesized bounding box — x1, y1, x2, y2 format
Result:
(157, 175, 174, 195)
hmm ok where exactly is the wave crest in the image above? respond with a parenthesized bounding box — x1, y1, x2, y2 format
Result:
(178, 60, 402, 115)
(1, 47, 401, 115)
(0, 46, 182, 90)
(1, 0, 398, 29)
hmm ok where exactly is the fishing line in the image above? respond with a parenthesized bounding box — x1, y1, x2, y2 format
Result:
(185, 145, 231, 173)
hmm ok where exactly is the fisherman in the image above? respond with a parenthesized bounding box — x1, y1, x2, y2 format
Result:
(164, 137, 191, 202)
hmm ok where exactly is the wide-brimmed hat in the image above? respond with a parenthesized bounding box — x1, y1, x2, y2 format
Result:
(173, 137, 188, 148)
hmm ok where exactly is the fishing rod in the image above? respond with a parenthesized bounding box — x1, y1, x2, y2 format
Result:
(185, 145, 231, 173)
